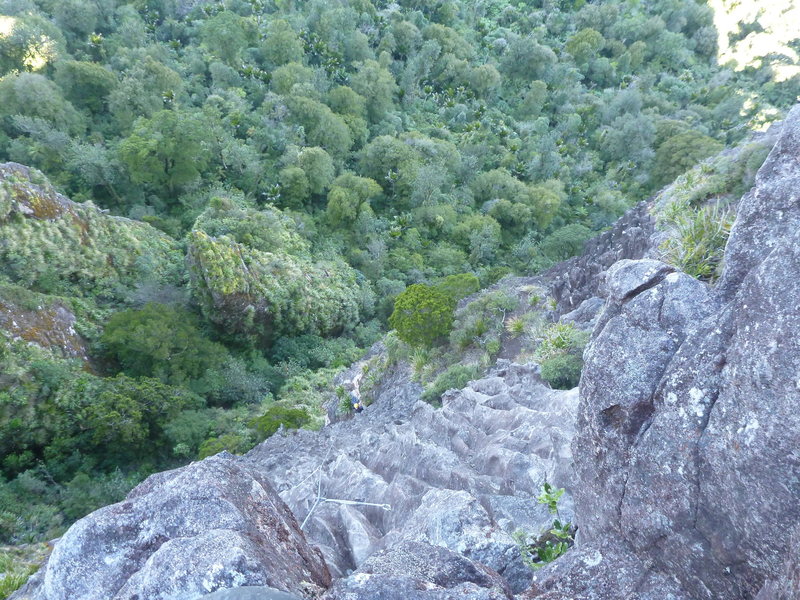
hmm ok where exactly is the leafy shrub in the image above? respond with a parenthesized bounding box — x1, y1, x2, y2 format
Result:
(271, 334, 363, 370)
(249, 404, 311, 440)
(652, 131, 724, 189)
(389, 284, 456, 348)
(434, 273, 480, 301)
(534, 322, 588, 389)
(422, 363, 480, 404)
(201, 355, 274, 407)
(59, 470, 140, 522)
(533, 224, 593, 271)
(514, 482, 575, 571)
(101, 303, 228, 388)
(197, 433, 252, 459)
(450, 290, 518, 351)
(540, 354, 583, 389)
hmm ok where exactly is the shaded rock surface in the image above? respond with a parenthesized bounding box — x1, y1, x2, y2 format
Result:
(246, 361, 579, 594)
(13, 454, 330, 600)
(529, 105, 800, 598)
(545, 201, 658, 316)
(202, 587, 302, 600)
(322, 541, 513, 600)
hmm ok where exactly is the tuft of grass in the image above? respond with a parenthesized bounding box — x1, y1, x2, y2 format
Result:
(534, 322, 588, 362)
(0, 545, 48, 600)
(409, 347, 430, 380)
(660, 202, 733, 282)
(505, 315, 526, 337)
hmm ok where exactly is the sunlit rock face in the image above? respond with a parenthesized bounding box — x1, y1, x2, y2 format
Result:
(526, 105, 800, 599)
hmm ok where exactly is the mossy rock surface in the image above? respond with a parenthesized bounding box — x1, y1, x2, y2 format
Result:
(0, 163, 183, 300)
(0, 285, 91, 363)
(188, 231, 363, 342)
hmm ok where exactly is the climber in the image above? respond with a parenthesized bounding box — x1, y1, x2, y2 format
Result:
(350, 371, 364, 413)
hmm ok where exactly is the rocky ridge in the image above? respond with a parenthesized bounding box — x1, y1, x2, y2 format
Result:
(12, 106, 800, 599)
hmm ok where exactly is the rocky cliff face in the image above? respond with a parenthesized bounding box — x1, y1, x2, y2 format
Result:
(527, 105, 800, 599)
(14, 360, 578, 600)
(14, 455, 331, 600)
(12, 106, 800, 600)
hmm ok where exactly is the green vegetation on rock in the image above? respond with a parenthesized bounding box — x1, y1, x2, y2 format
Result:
(0, 0, 793, 546)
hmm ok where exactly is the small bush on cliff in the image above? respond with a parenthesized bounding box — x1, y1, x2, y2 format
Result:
(514, 482, 575, 570)
(535, 322, 588, 389)
(540, 354, 584, 390)
(422, 364, 480, 404)
(389, 284, 456, 348)
(250, 404, 311, 440)
(659, 202, 733, 282)
(435, 273, 481, 301)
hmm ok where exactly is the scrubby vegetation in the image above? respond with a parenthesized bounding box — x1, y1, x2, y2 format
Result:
(655, 135, 773, 280)
(0, 0, 795, 544)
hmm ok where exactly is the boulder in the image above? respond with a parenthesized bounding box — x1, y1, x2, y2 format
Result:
(321, 541, 512, 600)
(13, 454, 330, 600)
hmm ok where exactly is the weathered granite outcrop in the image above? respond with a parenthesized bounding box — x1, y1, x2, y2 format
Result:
(246, 361, 579, 595)
(525, 105, 800, 598)
(14, 454, 330, 600)
(322, 541, 513, 600)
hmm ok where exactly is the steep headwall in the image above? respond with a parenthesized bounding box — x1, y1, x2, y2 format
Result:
(527, 105, 800, 599)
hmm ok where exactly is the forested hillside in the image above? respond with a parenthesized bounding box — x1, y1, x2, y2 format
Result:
(0, 0, 797, 546)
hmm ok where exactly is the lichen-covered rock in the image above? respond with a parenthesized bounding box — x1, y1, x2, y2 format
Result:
(0, 162, 182, 298)
(538, 105, 800, 598)
(13, 454, 330, 600)
(523, 539, 688, 600)
(321, 541, 513, 600)
(187, 230, 364, 341)
(0, 287, 90, 363)
(203, 588, 303, 600)
(754, 527, 800, 599)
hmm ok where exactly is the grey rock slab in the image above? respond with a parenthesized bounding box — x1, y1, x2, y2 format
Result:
(546, 104, 800, 599)
(321, 541, 513, 600)
(13, 454, 330, 600)
(245, 361, 579, 593)
(202, 587, 302, 600)
(522, 540, 689, 600)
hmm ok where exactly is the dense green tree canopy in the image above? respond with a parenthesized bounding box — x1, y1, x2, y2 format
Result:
(0, 0, 794, 547)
